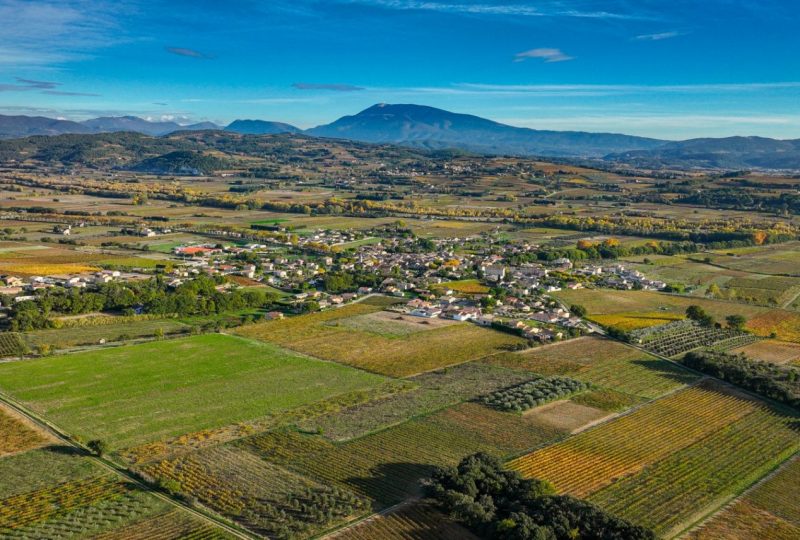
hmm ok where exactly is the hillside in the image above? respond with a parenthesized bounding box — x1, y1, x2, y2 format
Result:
(0, 115, 94, 138)
(605, 136, 800, 170)
(225, 119, 301, 135)
(307, 103, 665, 158)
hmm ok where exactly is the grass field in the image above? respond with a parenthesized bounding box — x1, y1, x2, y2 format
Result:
(485, 336, 697, 399)
(235, 303, 525, 377)
(0, 334, 388, 449)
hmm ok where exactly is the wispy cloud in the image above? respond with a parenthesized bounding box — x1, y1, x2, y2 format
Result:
(0, 0, 129, 66)
(514, 48, 573, 63)
(42, 90, 100, 96)
(165, 46, 213, 59)
(292, 82, 364, 91)
(15, 77, 60, 89)
(635, 30, 682, 41)
(342, 1, 650, 20)
(0, 76, 98, 96)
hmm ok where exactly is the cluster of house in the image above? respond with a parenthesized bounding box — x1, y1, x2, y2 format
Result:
(0, 270, 142, 300)
(575, 264, 666, 291)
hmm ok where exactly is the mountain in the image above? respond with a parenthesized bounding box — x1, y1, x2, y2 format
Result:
(0, 115, 94, 138)
(307, 103, 666, 158)
(604, 136, 800, 170)
(82, 116, 221, 136)
(129, 149, 231, 175)
(225, 119, 301, 135)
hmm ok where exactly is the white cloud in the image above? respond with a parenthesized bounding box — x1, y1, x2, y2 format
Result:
(635, 31, 682, 41)
(514, 48, 574, 63)
(342, 1, 649, 20)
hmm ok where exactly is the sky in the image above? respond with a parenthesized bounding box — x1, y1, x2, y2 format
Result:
(0, 0, 799, 140)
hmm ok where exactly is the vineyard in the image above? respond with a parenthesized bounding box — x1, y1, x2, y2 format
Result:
(590, 311, 684, 331)
(0, 404, 52, 457)
(507, 383, 757, 497)
(142, 445, 367, 539)
(328, 502, 478, 540)
(588, 405, 800, 536)
(0, 332, 25, 357)
(633, 320, 753, 357)
(480, 376, 589, 412)
(732, 340, 800, 365)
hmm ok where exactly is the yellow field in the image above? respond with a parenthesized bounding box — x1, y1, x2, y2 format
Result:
(590, 311, 684, 331)
(746, 311, 800, 343)
(0, 262, 99, 276)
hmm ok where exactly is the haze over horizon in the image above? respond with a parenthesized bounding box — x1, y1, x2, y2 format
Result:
(1, 0, 799, 140)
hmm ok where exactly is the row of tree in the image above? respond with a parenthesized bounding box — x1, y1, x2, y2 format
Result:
(682, 350, 800, 408)
(5, 275, 277, 331)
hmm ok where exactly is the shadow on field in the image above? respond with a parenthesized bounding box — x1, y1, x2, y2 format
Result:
(44, 444, 90, 457)
(346, 462, 434, 508)
(631, 358, 699, 385)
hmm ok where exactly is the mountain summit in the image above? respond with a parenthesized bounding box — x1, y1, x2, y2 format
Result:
(307, 103, 665, 158)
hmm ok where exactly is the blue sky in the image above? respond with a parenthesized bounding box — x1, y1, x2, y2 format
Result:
(1, 0, 798, 139)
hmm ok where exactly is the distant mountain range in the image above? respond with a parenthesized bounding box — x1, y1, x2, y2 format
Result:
(307, 103, 664, 158)
(1, 105, 799, 170)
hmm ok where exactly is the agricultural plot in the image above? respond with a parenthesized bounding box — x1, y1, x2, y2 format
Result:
(588, 405, 799, 537)
(485, 336, 697, 399)
(0, 403, 53, 457)
(328, 502, 478, 540)
(480, 376, 589, 412)
(90, 509, 237, 540)
(747, 310, 800, 342)
(722, 275, 800, 306)
(235, 302, 525, 377)
(142, 445, 368, 539)
(707, 242, 800, 276)
(507, 383, 760, 497)
(633, 319, 757, 357)
(303, 361, 535, 441)
(688, 457, 800, 540)
(553, 289, 769, 321)
(244, 402, 563, 506)
(523, 400, 613, 433)
(590, 311, 684, 331)
(0, 332, 25, 357)
(0, 334, 388, 449)
(731, 339, 800, 365)
(431, 279, 490, 294)
(24, 318, 191, 350)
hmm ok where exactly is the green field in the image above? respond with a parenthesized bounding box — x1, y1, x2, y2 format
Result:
(0, 334, 388, 449)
